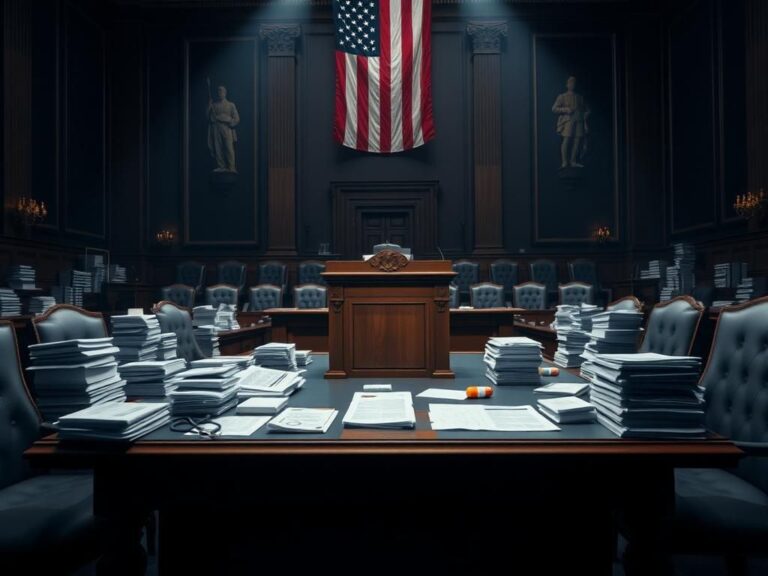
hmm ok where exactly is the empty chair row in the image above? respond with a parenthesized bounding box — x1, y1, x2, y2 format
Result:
(161, 283, 328, 311)
(175, 260, 328, 301)
(448, 281, 596, 310)
(451, 258, 607, 306)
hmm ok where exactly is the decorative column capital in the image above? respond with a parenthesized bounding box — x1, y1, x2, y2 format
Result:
(259, 23, 301, 56)
(466, 21, 508, 54)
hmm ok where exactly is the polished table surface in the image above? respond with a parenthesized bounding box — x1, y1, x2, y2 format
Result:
(28, 353, 739, 458)
(25, 353, 742, 575)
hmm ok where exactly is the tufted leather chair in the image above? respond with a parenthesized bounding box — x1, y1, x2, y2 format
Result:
(249, 285, 283, 311)
(294, 284, 328, 309)
(490, 260, 518, 300)
(298, 261, 327, 285)
(32, 304, 107, 343)
(669, 296, 768, 564)
(176, 261, 206, 299)
(513, 282, 547, 310)
(259, 261, 287, 301)
(0, 321, 99, 570)
(607, 296, 642, 312)
(559, 282, 594, 306)
(217, 261, 246, 297)
(152, 301, 205, 362)
(373, 243, 402, 253)
(449, 285, 459, 309)
(161, 284, 195, 310)
(530, 259, 558, 307)
(639, 295, 704, 356)
(568, 259, 598, 286)
(205, 284, 239, 307)
(470, 283, 505, 309)
(451, 261, 480, 304)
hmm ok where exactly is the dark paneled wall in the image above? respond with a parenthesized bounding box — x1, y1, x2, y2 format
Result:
(3, 0, 763, 301)
(111, 1, 674, 280)
(1, 0, 109, 284)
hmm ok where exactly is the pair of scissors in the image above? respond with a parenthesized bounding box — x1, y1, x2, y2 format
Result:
(170, 416, 222, 438)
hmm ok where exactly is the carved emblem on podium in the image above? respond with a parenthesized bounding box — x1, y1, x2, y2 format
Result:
(368, 250, 409, 273)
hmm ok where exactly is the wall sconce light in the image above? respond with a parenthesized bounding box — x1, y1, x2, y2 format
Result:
(155, 229, 176, 246)
(734, 188, 765, 218)
(593, 225, 612, 243)
(16, 196, 48, 226)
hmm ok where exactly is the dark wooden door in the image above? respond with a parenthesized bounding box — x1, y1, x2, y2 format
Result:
(361, 211, 412, 253)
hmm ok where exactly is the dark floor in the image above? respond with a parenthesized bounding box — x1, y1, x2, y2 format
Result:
(72, 532, 768, 576)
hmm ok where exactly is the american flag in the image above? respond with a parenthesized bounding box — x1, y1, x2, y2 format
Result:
(334, 0, 435, 153)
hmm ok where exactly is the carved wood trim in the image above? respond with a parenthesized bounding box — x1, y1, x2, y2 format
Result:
(368, 250, 410, 272)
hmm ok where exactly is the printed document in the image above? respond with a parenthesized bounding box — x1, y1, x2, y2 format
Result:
(429, 404, 559, 432)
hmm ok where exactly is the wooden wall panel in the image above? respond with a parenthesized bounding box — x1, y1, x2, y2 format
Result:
(745, 0, 768, 192)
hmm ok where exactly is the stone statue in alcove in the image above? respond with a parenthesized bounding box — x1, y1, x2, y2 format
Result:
(207, 82, 240, 173)
(552, 75, 591, 169)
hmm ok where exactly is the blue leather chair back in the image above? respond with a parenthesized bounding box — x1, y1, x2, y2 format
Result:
(452, 261, 480, 294)
(639, 296, 703, 356)
(373, 243, 402, 253)
(176, 261, 205, 293)
(490, 260, 518, 293)
(294, 284, 327, 309)
(470, 283, 505, 309)
(702, 297, 768, 493)
(559, 282, 594, 306)
(153, 301, 205, 362)
(298, 261, 326, 285)
(607, 296, 642, 311)
(530, 260, 558, 292)
(205, 284, 239, 307)
(513, 282, 547, 310)
(568, 259, 599, 286)
(249, 285, 283, 311)
(217, 261, 246, 292)
(0, 321, 40, 490)
(161, 284, 195, 310)
(259, 261, 287, 288)
(449, 285, 459, 309)
(32, 305, 107, 343)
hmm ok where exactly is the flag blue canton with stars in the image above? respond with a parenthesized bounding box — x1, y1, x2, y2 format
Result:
(334, 0, 380, 57)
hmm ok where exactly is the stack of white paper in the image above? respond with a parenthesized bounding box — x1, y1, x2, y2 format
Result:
(119, 358, 187, 399)
(236, 365, 305, 398)
(57, 402, 170, 441)
(7, 264, 36, 290)
(254, 342, 297, 370)
(585, 352, 705, 438)
(193, 325, 220, 357)
(537, 396, 596, 424)
(168, 365, 241, 416)
(295, 350, 313, 366)
(236, 396, 288, 415)
(59, 269, 93, 294)
(51, 286, 83, 307)
(111, 314, 162, 364)
(156, 332, 178, 360)
(108, 264, 127, 283)
(0, 288, 22, 317)
(191, 355, 255, 370)
(342, 392, 416, 429)
(579, 309, 645, 380)
(533, 382, 590, 397)
(28, 295, 56, 316)
(428, 404, 559, 432)
(552, 304, 602, 368)
(483, 337, 543, 385)
(26, 338, 125, 421)
(267, 407, 337, 433)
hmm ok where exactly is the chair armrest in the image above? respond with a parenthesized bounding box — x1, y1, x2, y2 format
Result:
(39, 422, 59, 436)
(734, 441, 768, 457)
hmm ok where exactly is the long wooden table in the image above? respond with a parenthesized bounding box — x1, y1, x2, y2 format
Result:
(25, 354, 742, 575)
(266, 307, 553, 353)
(217, 322, 271, 355)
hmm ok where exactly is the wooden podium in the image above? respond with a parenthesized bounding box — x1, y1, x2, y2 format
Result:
(323, 252, 456, 379)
